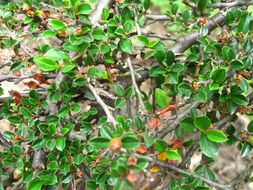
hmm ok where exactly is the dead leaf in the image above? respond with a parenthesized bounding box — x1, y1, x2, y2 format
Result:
(148, 117, 161, 129)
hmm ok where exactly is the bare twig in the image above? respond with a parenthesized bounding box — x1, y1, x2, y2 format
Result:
(88, 83, 117, 127)
(126, 56, 147, 115)
(210, 0, 253, 8)
(90, 0, 114, 24)
(145, 14, 170, 21)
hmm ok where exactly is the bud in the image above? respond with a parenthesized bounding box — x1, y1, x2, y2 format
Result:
(75, 27, 82, 35)
(109, 137, 122, 152)
(27, 10, 35, 18)
(127, 157, 137, 166)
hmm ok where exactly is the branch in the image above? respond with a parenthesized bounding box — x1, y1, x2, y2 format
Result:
(170, 12, 226, 53)
(210, 0, 253, 8)
(90, 0, 114, 24)
(0, 73, 56, 83)
(158, 101, 200, 139)
(88, 83, 117, 127)
(145, 14, 170, 21)
(132, 153, 232, 190)
(126, 56, 147, 115)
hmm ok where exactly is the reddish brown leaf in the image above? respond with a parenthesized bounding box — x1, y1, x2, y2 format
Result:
(126, 173, 138, 184)
(136, 145, 148, 154)
(148, 117, 161, 129)
(10, 91, 22, 106)
(156, 104, 177, 116)
(168, 139, 183, 149)
(33, 73, 44, 83)
(26, 81, 39, 89)
(127, 157, 137, 166)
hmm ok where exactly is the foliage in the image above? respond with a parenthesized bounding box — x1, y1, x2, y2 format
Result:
(0, 0, 253, 190)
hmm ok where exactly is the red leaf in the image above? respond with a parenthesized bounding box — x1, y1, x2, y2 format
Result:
(10, 91, 22, 106)
(148, 117, 161, 129)
(156, 104, 176, 116)
(26, 81, 39, 89)
(127, 157, 137, 166)
(168, 139, 183, 149)
(136, 145, 148, 154)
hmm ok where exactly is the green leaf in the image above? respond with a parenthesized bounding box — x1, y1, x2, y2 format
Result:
(178, 83, 191, 95)
(241, 142, 252, 157)
(166, 51, 175, 65)
(89, 137, 110, 149)
(77, 3, 92, 15)
(142, 134, 154, 148)
(166, 149, 181, 160)
(42, 30, 56, 38)
(47, 161, 58, 170)
(211, 69, 226, 84)
(179, 117, 195, 132)
(199, 134, 218, 158)
(222, 46, 236, 61)
(137, 35, 149, 46)
(247, 121, 253, 132)
(154, 140, 168, 153)
(56, 137, 66, 151)
(155, 88, 169, 108)
(238, 13, 252, 33)
(44, 49, 68, 61)
(34, 56, 58, 71)
(28, 180, 43, 190)
(194, 116, 211, 132)
(20, 107, 32, 118)
(122, 134, 140, 150)
(61, 61, 76, 73)
(115, 98, 126, 109)
(197, 0, 209, 12)
(124, 20, 135, 33)
(143, 0, 151, 9)
(230, 93, 248, 106)
(207, 130, 228, 142)
(119, 38, 133, 54)
(48, 19, 66, 31)
(58, 107, 70, 117)
(102, 8, 109, 21)
(230, 60, 244, 70)
(93, 28, 105, 40)
(115, 85, 124, 96)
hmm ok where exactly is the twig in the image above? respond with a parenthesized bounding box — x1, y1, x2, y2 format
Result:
(88, 83, 117, 127)
(126, 56, 147, 115)
(90, 0, 114, 24)
(158, 101, 200, 139)
(132, 152, 232, 190)
(0, 73, 56, 83)
(210, 0, 253, 8)
(145, 14, 170, 21)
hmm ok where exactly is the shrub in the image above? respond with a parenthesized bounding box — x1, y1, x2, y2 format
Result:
(0, 0, 253, 190)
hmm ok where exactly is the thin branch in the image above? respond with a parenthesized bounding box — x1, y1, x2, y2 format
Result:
(0, 73, 56, 83)
(88, 83, 117, 127)
(132, 152, 232, 190)
(145, 14, 171, 21)
(90, 0, 114, 24)
(158, 101, 200, 139)
(126, 56, 147, 115)
(210, 0, 253, 8)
